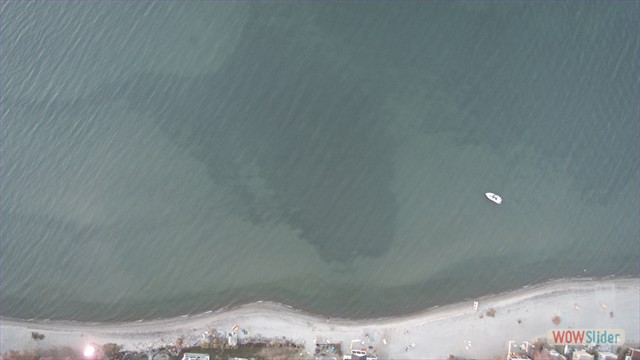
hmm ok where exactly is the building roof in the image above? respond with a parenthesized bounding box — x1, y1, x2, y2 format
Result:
(573, 350, 595, 360)
(598, 351, 617, 360)
(181, 353, 210, 360)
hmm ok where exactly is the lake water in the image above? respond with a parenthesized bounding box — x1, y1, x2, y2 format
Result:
(1, 2, 638, 321)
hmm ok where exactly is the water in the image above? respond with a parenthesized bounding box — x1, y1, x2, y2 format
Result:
(1, 2, 637, 321)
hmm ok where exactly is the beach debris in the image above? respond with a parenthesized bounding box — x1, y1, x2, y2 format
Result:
(517, 319, 521, 324)
(574, 303, 581, 310)
(610, 311, 614, 318)
(551, 315, 561, 325)
(486, 308, 496, 317)
(473, 301, 479, 311)
(383, 338, 387, 345)
(600, 303, 608, 309)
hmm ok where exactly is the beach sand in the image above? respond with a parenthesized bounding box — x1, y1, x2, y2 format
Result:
(1, 278, 638, 359)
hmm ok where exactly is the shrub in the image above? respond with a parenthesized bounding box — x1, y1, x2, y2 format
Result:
(2, 349, 37, 360)
(2, 347, 78, 360)
(31, 332, 45, 340)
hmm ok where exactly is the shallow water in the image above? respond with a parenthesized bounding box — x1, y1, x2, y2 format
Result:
(1, 2, 638, 321)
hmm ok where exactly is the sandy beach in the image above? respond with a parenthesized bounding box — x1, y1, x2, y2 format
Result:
(1, 277, 638, 359)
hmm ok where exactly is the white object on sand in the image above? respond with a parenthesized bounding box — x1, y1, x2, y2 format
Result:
(473, 301, 479, 311)
(485, 192, 502, 204)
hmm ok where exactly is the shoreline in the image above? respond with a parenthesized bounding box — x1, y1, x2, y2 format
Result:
(2, 277, 638, 358)
(2, 275, 630, 324)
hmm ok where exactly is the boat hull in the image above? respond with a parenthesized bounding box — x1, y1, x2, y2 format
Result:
(485, 192, 502, 204)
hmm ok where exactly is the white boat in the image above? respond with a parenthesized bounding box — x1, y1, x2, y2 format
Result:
(485, 192, 502, 204)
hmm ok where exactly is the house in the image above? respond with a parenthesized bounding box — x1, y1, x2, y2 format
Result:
(182, 353, 210, 360)
(508, 341, 532, 360)
(626, 348, 640, 360)
(343, 339, 377, 360)
(572, 350, 595, 360)
(549, 349, 567, 360)
(343, 350, 376, 360)
(593, 346, 617, 360)
(597, 351, 617, 360)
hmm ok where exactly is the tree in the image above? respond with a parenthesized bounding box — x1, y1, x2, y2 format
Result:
(103, 343, 123, 360)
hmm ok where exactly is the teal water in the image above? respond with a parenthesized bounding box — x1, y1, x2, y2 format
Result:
(1, 2, 638, 321)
